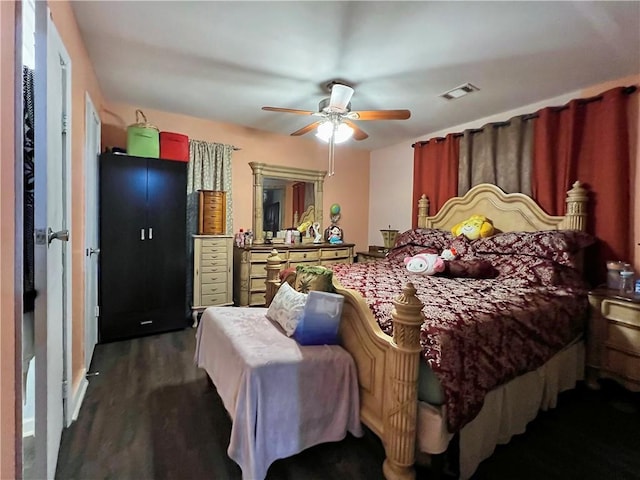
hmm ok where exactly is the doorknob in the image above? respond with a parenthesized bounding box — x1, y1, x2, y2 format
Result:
(86, 247, 100, 256)
(48, 228, 69, 244)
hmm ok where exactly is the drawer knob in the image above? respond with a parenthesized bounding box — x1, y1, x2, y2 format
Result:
(303, 253, 307, 258)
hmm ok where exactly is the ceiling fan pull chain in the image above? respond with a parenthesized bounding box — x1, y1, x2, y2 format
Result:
(328, 124, 336, 176)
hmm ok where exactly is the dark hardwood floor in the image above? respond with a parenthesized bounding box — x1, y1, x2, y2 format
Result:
(56, 328, 640, 480)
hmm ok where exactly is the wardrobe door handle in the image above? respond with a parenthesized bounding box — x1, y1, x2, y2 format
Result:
(149, 227, 153, 240)
(141, 229, 145, 240)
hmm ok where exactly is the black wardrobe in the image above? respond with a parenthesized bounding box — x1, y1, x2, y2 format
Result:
(99, 152, 187, 342)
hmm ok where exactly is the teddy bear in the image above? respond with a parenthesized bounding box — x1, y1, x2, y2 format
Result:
(404, 252, 445, 275)
(451, 214, 495, 240)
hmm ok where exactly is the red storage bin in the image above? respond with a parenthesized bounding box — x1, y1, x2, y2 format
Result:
(159, 132, 189, 162)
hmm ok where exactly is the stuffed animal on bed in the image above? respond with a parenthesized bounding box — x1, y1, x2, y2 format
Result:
(440, 247, 458, 261)
(451, 214, 495, 240)
(404, 252, 445, 275)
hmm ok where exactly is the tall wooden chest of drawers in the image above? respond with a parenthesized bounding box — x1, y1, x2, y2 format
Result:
(198, 190, 226, 235)
(233, 243, 355, 307)
(192, 235, 233, 322)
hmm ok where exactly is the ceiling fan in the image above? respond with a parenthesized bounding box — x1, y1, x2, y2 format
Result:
(262, 81, 411, 175)
(261, 81, 411, 143)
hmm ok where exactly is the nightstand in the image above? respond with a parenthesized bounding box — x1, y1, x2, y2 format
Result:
(587, 288, 640, 392)
(356, 250, 387, 263)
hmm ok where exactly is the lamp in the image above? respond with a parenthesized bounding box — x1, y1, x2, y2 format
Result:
(315, 121, 354, 144)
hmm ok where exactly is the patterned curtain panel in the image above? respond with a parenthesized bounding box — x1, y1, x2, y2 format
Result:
(186, 140, 234, 309)
(458, 115, 533, 196)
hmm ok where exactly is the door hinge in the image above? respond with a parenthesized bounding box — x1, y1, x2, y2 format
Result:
(62, 380, 69, 399)
(95, 305, 100, 318)
(61, 113, 68, 134)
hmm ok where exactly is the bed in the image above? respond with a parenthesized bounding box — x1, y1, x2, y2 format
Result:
(264, 181, 591, 480)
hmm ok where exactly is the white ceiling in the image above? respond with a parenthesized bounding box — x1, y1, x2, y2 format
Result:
(71, 1, 640, 151)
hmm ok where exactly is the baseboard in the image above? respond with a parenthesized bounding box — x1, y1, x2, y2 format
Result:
(70, 376, 89, 425)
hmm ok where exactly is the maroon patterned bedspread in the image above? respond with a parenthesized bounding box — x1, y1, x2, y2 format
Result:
(331, 241, 590, 432)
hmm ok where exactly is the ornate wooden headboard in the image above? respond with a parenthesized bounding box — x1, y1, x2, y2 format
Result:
(416, 181, 588, 233)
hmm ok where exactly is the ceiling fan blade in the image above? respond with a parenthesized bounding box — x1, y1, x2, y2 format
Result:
(262, 106, 315, 115)
(344, 120, 369, 141)
(348, 109, 411, 121)
(291, 121, 322, 136)
(329, 84, 354, 111)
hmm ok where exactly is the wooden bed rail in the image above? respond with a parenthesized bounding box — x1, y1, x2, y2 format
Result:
(264, 249, 425, 480)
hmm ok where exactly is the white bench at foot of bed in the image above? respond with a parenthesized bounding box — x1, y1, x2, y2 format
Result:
(194, 306, 363, 480)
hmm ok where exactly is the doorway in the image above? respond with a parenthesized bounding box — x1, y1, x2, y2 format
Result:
(30, 4, 73, 479)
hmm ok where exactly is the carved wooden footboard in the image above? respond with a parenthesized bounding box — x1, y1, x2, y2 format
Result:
(264, 181, 589, 480)
(265, 251, 425, 480)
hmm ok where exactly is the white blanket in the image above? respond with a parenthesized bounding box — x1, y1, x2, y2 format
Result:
(195, 307, 363, 480)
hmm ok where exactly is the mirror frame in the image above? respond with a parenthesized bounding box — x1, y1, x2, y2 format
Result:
(249, 162, 327, 244)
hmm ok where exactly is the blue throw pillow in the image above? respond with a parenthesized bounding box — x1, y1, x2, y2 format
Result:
(293, 291, 344, 345)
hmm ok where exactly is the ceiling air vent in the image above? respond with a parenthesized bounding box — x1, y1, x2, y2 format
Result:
(440, 83, 480, 100)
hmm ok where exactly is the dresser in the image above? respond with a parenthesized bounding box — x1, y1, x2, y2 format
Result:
(192, 235, 233, 324)
(587, 288, 640, 391)
(233, 243, 355, 306)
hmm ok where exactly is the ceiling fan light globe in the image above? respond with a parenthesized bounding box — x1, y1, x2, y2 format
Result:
(329, 84, 355, 111)
(316, 121, 353, 144)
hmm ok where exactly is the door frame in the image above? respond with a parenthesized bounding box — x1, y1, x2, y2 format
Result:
(83, 92, 100, 373)
(32, 6, 73, 478)
(13, 0, 25, 475)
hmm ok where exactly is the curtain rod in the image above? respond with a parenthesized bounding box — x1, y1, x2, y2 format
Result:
(189, 138, 242, 151)
(412, 85, 637, 148)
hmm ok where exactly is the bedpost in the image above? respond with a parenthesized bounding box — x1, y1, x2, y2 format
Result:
(562, 181, 588, 231)
(417, 194, 429, 228)
(382, 282, 424, 480)
(265, 249, 283, 307)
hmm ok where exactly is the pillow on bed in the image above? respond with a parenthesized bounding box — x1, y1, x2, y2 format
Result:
(279, 266, 297, 285)
(445, 235, 476, 259)
(294, 265, 334, 293)
(473, 230, 595, 267)
(488, 254, 563, 286)
(386, 228, 454, 262)
(266, 282, 308, 336)
(293, 291, 344, 345)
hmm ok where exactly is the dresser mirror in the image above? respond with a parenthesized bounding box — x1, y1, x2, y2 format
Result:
(249, 162, 327, 244)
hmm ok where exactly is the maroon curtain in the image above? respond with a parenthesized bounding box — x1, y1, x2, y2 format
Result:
(532, 87, 631, 285)
(292, 182, 305, 222)
(412, 134, 459, 228)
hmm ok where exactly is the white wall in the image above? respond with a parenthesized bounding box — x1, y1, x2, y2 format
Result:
(368, 89, 582, 246)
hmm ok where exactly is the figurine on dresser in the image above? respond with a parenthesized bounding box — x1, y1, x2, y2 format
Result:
(312, 222, 323, 243)
(325, 225, 344, 244)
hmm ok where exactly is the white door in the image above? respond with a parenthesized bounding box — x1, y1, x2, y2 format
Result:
(84, 93, 101, 371)
(33, 6, 73, 479)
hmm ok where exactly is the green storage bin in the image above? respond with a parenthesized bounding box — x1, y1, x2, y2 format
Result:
(127, 110, 159, 158)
